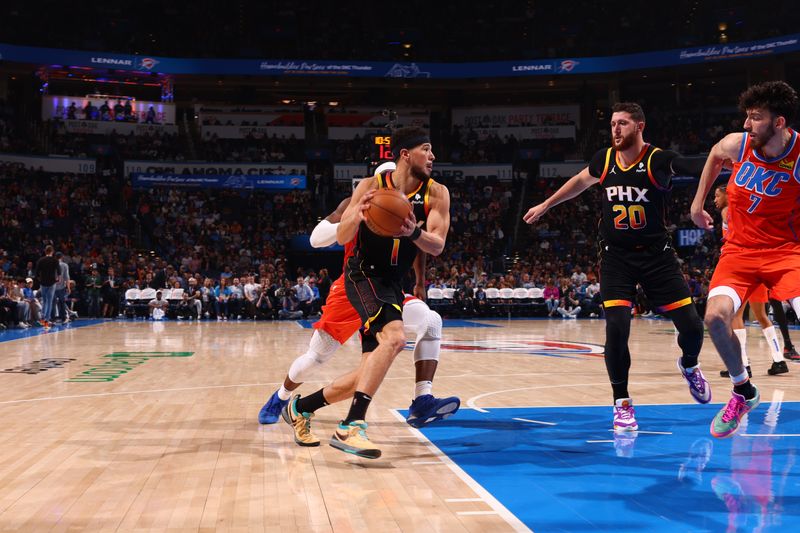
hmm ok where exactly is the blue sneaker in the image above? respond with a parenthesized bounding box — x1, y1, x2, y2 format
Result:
(258, 391, 289, 424)
(405, 394, 460, 428)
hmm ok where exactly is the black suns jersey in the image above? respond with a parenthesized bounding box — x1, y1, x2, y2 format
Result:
(351, 171, 434, 280)
(588, 144, 675, 249)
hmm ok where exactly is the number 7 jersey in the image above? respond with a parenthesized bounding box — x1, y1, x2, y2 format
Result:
(726, 128, 800, 249)
(589, 143, 673, 249)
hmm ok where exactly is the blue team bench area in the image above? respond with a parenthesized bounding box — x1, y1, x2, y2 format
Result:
(398, 399, 800, 532)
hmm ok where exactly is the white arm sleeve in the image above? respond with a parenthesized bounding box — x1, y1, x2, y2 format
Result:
(309, 219, 340, 248)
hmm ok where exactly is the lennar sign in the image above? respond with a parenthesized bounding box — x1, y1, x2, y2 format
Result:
(91, 57, 133, 66)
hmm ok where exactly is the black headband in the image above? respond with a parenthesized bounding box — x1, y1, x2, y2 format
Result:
(393, 135, 431, 155)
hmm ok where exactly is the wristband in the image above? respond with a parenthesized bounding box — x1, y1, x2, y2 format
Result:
(409, 226, 422, 241)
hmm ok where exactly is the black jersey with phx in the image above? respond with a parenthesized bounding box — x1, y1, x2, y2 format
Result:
(352, 171, 433, 280)
(588, 144, 676, 249)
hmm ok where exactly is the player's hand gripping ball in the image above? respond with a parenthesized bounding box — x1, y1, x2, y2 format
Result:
(364, 189, 412, 237)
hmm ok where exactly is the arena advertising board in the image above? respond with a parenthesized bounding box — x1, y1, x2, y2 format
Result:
(452, 105, 580, 129)
(200, 125, 305, 139)
(131, 173, 306, 190)
(334, 163, 513, 182)
(0, 153, 96, 174)
(539, 161, 587, 178)
(61, 120, 178, 136)
(3, 33, 799, 77)
(124, 160, 306, 177)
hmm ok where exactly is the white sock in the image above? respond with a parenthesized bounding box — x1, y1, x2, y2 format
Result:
(415, 380, 432, 398)
(762, 326, 783, 363)
(734, 328, 750, 366)
(730, 370, 749, 385)
(277, 385, 293, 401)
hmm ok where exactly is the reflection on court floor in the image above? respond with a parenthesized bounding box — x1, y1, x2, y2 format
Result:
(401, 394, 800, 532)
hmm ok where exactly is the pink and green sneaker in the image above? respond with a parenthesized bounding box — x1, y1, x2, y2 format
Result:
(710, 386, 760, 439)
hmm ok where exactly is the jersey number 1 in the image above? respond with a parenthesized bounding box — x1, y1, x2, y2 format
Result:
(390, 238, 400, 266)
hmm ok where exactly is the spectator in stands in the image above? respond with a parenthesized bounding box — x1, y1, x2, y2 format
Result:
(316, 268, 331, 305)
(101, 267, 120, 318)
(149, 290, 169, 320)
(67, 102, 77, 120)
(54, 252, 70, 323)
(543, 278, 560, 317)
(292, 276, 313, 317)
(145, 106, 156, 124)
(228, 277, 244, 319)
(0, 275, 20, 328)
(255, 283, 274, 319)
(114, 100, 125, 121)
(460, 278, 476, 315)
(35, 245, 59, 327)
(65, 280, 80, 320)
(22, 277, 42, 325)
(557, 290, 582, 319)
(86, 267, 102, 317)
(100, 101, 111, 121)
(214, 277, 231, 320)
(570, 266, 587, 286)
(277, 279, 301, 319)
(200, 278, 217, 318)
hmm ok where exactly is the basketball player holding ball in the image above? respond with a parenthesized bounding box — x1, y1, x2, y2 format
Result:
(259, 161, 460, 450)
(329, 126, 450, 458)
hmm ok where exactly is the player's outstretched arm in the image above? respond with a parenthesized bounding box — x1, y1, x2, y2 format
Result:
(523, 167, 598, 224)
(336, 178, 376, 245)
(691, 132, 743, 230)
(309, 197, 351, 248)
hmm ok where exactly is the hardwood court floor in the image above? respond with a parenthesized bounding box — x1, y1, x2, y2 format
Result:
(0, 317, 798, 532)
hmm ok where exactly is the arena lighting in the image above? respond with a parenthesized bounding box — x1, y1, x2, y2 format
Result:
(328, 101, 339, 106)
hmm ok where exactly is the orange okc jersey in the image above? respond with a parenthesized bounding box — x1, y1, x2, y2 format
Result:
(312, 237, 361, 344)
(726, 129, 800, 249)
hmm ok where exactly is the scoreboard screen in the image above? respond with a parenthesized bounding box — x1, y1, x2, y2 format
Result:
(367, 133, 393, 175)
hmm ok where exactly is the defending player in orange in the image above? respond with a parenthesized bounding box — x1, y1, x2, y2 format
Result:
(713, 185, 790, 377)
(692, 81, 800, 438)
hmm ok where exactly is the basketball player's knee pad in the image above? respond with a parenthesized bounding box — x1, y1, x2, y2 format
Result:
(287, 330, 341, 383)
(670, 304, 704, 355)
(402, 298, 441, 362)
(790, 297, 800, 318)
(414, 310, 442, 362)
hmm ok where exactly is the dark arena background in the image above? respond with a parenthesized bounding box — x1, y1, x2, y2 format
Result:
(2, 2, 800, 531)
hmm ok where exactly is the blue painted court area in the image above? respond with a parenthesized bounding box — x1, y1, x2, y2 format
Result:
(0, 319, 106, 343)
(400, 400, 800, 532)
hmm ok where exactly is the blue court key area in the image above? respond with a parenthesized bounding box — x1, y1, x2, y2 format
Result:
(399, 401, 800, 532)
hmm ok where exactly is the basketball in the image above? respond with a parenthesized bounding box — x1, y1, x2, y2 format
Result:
(364, 188, 412, 237)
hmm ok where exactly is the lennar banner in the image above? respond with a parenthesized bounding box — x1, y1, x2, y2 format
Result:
(124, 160, 307, 177)
(0, 153, 96, 174)
(335, 163, 513, 182)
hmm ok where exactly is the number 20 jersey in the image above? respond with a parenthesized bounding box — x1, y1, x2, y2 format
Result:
(589, 144, 672, 249)
(726, 129, 800, 249)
